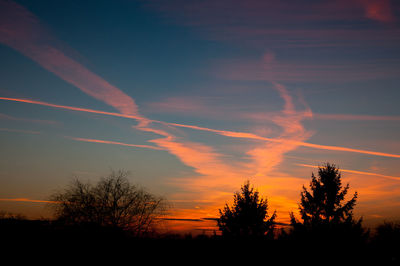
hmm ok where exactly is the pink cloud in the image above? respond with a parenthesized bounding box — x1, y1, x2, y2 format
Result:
(356, 0, 396, 23)
(0, 0, 139, 117)
(136, 82, 316, 220)
(244, 83, 313, 177)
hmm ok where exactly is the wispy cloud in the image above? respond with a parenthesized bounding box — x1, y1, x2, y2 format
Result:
(67, 137, 164, 151)
(356, 0, 396, 23)
(244, 82, 312, 177)
(146, 0, 400, 48)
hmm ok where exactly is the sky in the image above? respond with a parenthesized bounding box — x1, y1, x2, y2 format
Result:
(0, 0, 400, 234)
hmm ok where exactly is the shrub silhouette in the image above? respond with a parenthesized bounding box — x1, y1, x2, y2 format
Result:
(218, 180, 276, 239)
(49, 170, 166, 236)
(372, 221, 400, 262)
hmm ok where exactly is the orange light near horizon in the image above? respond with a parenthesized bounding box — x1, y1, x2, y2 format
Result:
(0, 198, 59, 204)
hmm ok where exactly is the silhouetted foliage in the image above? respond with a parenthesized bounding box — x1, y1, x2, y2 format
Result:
(371, 221, 400, 263)
(0, 210, 26, 220)
(49, 170, 166, 236)
(218, 180, 276, 239)
(374, 221, 400, 243)
(290, 163, 367, 245)
(3, 163, 398, 261)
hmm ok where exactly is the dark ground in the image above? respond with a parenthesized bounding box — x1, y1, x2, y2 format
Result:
(1, 218, 398, 264)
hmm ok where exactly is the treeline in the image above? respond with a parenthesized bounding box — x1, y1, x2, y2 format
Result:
(1, 164, 399, 262)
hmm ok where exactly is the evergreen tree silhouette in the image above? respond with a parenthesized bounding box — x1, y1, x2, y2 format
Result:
(290, 163, 367, 245)
(218, 180, 276, 239)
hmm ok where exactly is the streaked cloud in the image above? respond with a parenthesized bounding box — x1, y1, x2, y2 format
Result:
(146, 0, 400, 48)
(2, 96, 400, 159)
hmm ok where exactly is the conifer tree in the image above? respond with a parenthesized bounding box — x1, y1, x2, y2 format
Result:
(218, 180, 276, 239)
(290, 163, 366, 243)
(299, 163, 357, 225)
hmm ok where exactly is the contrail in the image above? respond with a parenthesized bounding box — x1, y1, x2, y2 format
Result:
(2, 96, 400, 159)
(297, 163, 400, 181)
(0, 97, 145, 121)
(68, 137, 165, 151)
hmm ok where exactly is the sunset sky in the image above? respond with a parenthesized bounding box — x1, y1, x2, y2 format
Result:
(1, 0, 400, 234)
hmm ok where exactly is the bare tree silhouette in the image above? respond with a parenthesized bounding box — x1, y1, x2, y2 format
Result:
(218, 180, 276, 239)
(49, 170, 166, 236)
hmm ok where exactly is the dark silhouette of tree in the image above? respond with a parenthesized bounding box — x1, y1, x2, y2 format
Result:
(372, 221, 400, 262)
(0, 210, 26, 220)
(49, 170, 166, 236)
(217, 180, 276, 239)
(290, 163, 367, 244)
(297, 163, 357, 225)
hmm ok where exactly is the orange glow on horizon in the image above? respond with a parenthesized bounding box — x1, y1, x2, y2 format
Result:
(0, 198, 58, 204)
